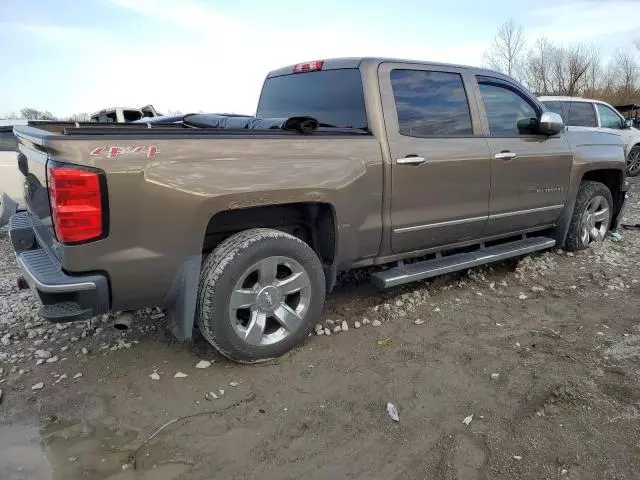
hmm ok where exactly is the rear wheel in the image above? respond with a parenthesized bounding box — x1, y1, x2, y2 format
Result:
(196, 229, 326, 363)
(565, 181, 613, 251)
(627, 146, 640, 177)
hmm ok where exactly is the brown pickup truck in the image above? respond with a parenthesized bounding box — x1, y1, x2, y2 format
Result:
(10, 57, 629, 363)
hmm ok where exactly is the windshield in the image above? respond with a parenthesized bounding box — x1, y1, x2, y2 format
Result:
(256, 68, 367, 129)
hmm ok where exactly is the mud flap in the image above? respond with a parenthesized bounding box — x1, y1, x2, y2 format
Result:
(553, 198, 576, 248)
(163, 255, 202, 341)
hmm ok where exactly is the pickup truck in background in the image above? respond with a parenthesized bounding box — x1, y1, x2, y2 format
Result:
(10, 58, 629, 363)
(89, 104, 160, 123)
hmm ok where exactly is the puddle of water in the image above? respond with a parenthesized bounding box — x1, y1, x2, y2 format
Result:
(0, 422, 192, 480)
(0, 425, 52, 480)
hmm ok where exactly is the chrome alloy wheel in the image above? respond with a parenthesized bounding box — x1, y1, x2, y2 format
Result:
(580, 195, 610, 247)
(627, 148, 640, 176)
(229, 256, 311, 346)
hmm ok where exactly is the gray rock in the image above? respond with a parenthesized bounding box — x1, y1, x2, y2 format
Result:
(333, 325, 342, 334)
(1, 333, 11, 346)
(414, 319, 425, 325)
(371, 320, 382, 327)
(46, 356, 59, 364)
(324, 328, 331, 336)
(31, 382, 44, 391)
(81, 347, 89, 355)
(195, 360, 211, 369)
(35, 350, 52, 359)
(354, 321, 361, 329)
(341, 320, 349, 331)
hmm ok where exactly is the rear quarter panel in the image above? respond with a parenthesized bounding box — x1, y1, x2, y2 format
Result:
(50, 135, 383, 310)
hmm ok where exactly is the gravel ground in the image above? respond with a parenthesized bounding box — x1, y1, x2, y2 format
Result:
(1, 181, 640, 479)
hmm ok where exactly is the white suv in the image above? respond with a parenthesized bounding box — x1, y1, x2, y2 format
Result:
(539, 96, 640, 176)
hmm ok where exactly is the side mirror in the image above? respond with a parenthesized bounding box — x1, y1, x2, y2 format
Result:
(624, 119, 633, 129)
(538, 111, 564, 135)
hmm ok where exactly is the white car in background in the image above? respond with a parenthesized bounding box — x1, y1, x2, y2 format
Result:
(0, 120, 27, 227)
(539, 96, 640, 176)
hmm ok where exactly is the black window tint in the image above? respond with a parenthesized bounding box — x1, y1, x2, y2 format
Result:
(478, 82, 538, 136)
(390, 70, 473, 137)
(566, 102, 597, 127)
(257, 69, 367, 129)
(596, 103, 623, 129)
(123, 110, 143, 122)
(542, 101, 564, 116)
(0, 129, 17, 152)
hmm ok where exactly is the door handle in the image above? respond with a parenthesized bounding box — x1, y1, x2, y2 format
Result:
(397, 155, 426, 165)
(494, 151, 517, 160)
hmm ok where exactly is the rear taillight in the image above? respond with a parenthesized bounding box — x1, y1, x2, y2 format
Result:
(293, 60, 324, 73)
(47, 164, 105, 244)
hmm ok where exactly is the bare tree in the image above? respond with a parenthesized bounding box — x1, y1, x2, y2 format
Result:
(523, 36, 553, 94)
(67, 112, 91, 122)
(613, 49, 639, 100)
(483, 19, 526, 79)
(546, 44, 596, 96)
(20, 108, 57, 120)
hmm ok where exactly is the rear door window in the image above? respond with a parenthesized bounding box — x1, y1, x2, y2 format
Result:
(390, 69, 473, 137)
(257, 69, 367, 129)
(566, 102, 597, 127)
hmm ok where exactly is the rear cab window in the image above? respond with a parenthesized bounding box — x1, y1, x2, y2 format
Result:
(256, 69, 367, 129)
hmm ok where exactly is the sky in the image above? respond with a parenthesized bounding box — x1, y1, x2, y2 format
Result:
(1, 0, 639, 118)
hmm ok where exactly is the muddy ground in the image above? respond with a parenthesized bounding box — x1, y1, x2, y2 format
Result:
(2, 183, 640, 480)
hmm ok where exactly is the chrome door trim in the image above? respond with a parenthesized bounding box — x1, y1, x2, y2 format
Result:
(394, 215, 487, 233)
(488, 204, 564, 220)
(394, 204, 564, 234)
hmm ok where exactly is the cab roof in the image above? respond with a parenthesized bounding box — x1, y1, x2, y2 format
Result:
(265, 57, 508, 80)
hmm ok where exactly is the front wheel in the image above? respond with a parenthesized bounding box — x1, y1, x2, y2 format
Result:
(627, 146, 640, 177)
(196, 228, 326, 363)
(565, 181, 613, 252)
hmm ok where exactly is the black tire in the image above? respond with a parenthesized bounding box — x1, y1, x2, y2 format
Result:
(565, 181, 613, 252)
(627, 145, 640, 177)
(196, 228, 326, 363)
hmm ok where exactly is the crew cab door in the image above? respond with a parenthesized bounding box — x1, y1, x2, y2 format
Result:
(473, 75, 572, 236)
(378, 62, 491, 253)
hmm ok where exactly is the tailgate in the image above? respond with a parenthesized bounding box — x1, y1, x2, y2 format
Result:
(14, 127, 58, 255)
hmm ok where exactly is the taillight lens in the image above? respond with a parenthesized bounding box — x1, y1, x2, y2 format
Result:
(48, 164, 104, 244)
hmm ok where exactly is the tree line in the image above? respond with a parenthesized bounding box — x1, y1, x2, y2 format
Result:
(484, 19, 640, 106)
(3, 108, 91, 122)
